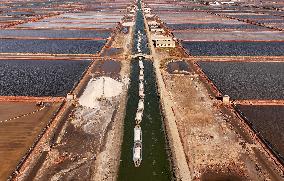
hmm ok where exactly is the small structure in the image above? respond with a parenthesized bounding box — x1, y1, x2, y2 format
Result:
(122, 22, 135, 27)
(220, 1, 235, 5)
(127, 5, 137, 13)
(222, 95, 230, 104)
(144, 7, 151, 14)
(147, 20, 159, 26)
(145, 13, 155, 18)
(209, 1, 221, 6)
(150, 26, 164, 33)
(152, 35, 176, 48)
(67, 93, 76, 101)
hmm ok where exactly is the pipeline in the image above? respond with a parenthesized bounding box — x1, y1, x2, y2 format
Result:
(0, 105, 46, 124)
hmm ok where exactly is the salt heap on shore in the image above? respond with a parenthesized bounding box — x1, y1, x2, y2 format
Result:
(79, 76, 123, 108)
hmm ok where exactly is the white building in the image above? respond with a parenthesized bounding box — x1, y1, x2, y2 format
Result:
(152, 35, 175, 48)
(150, 27, 164, 33)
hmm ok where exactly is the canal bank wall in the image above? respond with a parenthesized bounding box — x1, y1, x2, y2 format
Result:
(142, 5, 192, 181)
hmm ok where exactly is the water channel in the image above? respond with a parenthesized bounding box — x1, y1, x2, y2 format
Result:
(118, 1, 172, 180)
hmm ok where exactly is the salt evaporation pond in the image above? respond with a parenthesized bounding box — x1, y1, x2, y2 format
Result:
(167, 23, 266, 30)
(0, 60, 90, 96)
(183, 41, 284, 56)
(198, 61, 284, 100)
(0, 39, 105, 54)
(0, 30, 111, 39)
(235, 105, 284, 162)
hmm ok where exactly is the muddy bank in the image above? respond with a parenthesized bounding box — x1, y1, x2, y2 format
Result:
(160, 67, 283, 180)
(0, 102, 61, 180)
(33, 98, 121, 180)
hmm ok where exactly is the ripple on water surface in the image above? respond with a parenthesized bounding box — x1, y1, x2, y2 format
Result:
(0, 30, 111, 39)
(235, 105, 284, 162)
(0, 39, 105, 54)
(183, 41, 284, 56)
(0, 60, 90, 96)
(198, 61, 284, 100)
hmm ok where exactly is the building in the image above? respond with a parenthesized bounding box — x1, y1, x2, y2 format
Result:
(222, 95, 230, 104)
(145, 13, 155, 18)
(67, 93, 77, 101)
(144, 7, 151, 14)
(150, 27, 164, 33)
(122, 21, 135, 27)
(147, 20, 159, 26)
(147, 20, 164, 33)
(152, 35, 175, 48)
(127, 5, 137, 13)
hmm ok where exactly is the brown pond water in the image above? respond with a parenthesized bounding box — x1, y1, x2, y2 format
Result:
(235, 105, 284, 163)
(101, 47, 123, 57)
(0, 102, 61, 180)
(201, 170, 244, 181)
(167, 60, 191, 74)
(92, 59, 121, 79)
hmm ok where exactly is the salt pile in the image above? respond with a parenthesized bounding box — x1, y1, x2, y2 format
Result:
(79, 76, 123, 108)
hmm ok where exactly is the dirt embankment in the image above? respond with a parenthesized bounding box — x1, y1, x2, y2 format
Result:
(20, 18, 133, 181)
(163, 72, 281, 179)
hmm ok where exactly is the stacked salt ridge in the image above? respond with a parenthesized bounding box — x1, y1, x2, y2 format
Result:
(76, 76, 127, 136)
(133, 30, 144, 167)
(79, 76, 123, 108)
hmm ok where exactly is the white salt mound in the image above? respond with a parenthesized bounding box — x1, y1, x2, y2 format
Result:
(79, 76, 123, 108)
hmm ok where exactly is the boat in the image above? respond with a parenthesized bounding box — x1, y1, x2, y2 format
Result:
(135, 111, 143, 124)
(138, 99, 144, 111)
(139, 82, 144, 91)
(139, 69, 144, 76)
(139, 61, 144, 69)
(139, 90, 145, 98)
(134, 125, 142, 143)
(133, 142, 142, 167)
(139, 74, 144, 81)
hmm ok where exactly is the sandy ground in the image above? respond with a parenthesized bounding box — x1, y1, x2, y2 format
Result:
(33, 76, 129, 180)
(162, 72, 283, 180)
(33, 97, 122, 180)
(0, 102, 61, 180)
(28, 20, 133, 181)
